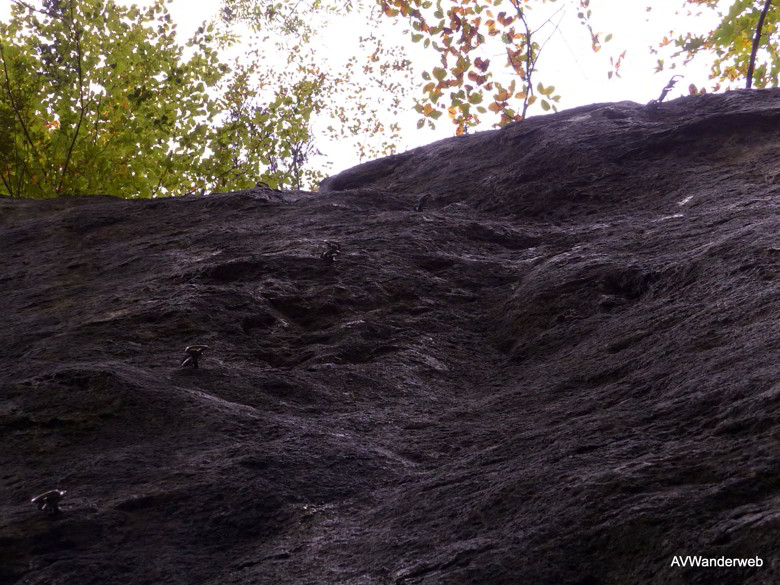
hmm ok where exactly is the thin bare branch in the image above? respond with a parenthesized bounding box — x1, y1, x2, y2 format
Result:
(746, 0, 774, 88)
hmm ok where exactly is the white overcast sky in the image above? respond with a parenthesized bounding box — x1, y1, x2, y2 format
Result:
(0, 0, 728, 176)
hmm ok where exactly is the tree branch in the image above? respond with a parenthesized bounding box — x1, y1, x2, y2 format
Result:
(57, 3, 86, 195)
(0, 43, 51, 191)
(746, 0, 774, 88)
(0, 45, 38, 156)
(512, 4, 536, 119)
(0, 164, 14, 196)
(9, 0, 65, 21)
(152, 153, 174, 197)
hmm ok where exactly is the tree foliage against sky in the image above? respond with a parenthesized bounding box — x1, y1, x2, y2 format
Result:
(0, 0, 777, 199)
(0, 0, 227, 197)
(0, 0, 339, 197)
(219, 0, 414, 163)
(378, 0, 610, 134)
(654, 0, 779, 90)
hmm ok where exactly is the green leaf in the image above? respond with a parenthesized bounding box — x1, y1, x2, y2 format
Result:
(0, 0, 242, 197)
(417, 118, 425, 129)
(432, 67, 447, 81)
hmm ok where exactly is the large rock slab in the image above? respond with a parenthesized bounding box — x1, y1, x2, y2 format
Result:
(1, 89, 778, 585)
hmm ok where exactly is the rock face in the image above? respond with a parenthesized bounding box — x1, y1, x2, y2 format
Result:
(1, 89, 778, 585)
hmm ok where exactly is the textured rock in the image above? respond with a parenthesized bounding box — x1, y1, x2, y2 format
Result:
(1, 89, 779, 585)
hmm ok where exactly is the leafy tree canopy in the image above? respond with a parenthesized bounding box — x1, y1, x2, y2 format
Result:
(217, 0, 415, 163)
(0, 0, 340, 197)
(1, 0, 778, 199)
(378, 0, 620, 134)
(652, 0, 779, 91)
